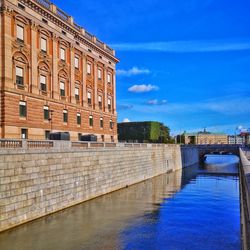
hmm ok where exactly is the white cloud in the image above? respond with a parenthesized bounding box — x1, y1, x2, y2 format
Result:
(117, 67, 150, 77)
(122, 118, 130, 123)
(111, 39, 250, 53)
(147, 99, 167, 105)
(128, 84, 159, 93)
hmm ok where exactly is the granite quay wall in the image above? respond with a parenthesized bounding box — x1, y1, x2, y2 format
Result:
(239, 149, 250, 250)
(180, 146, 199, 167)
(0, 141, 182, 232)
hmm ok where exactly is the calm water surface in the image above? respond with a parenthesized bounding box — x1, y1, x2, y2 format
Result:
(0, 155, 240, 250)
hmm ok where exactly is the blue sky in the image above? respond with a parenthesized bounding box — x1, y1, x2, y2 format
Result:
(53, 0, 250, 135)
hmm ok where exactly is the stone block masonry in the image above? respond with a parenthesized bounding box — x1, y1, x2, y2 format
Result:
(0, 143, 182, 232)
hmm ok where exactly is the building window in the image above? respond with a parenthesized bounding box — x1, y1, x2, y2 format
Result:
(21, 128, 28, 139)
(16, 66, 24, 86)
(108, 73, 111, 83)
(44, 106, 49, 120)
(17, 24, 24, 42)
(87, 92, 92, 105)
(98, 95, 102, 109)
(100, 117, 103, 128)
(40, 75, 47, 92)
(111, 136, 114, 142)
(77, 113, 81, 125)
(60, 47, 66, 61)
(45, 130, 50, 140)
(60, 81, 65, 96)
(41, 37, 47, 52)
(87, 63, 91, 74)
(101, 135, 104, 142)
(98, 69, 102, 79)
(75, 87, 79, 101)
(75, 57, 79, 69)
(19, 101, 26, 118)
(108, 98, 111, 112)
(89, 115, 93, 127)
(63, 109, 68, 123)
(110, 119, 113, 129)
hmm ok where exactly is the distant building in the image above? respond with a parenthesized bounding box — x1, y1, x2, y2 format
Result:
(118, 121, 171, 143)
(183, 130, 228, 145)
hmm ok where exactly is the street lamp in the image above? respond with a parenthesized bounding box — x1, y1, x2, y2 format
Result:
(48, 110, 54, 134)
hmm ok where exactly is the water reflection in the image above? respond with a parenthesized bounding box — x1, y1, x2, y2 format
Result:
(0, 170, 182, 250)
(0, 156, 240, 250)
(203, 154, 239, 174)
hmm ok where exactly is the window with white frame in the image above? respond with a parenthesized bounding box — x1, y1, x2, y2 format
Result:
(60, 81, 65, 96)
(77, 113, 81, 125)
(75, 57, 79, 69)
(41, 37, 47, 52)
(75, 87, 79, 100)
(98, 95, 102, 109)
(100, 117, 103, 128)
(19, 101, 26, 118)
(98, 68, 102, 79)
(110, 119, 113, 129)
(87, 63, 91, 74)
(60, 47, 66, 61)
(16, 66, 24, 85)
(108, 98, 111, 111)
(63, 109, 68, 123)
(40, 75, 47, 92)
(44, 106, 49, 120)
(108, 73, 111, 83)
(89, 115, 93, 126)
(17, 24, 24, 42)
(87, 92, 92, 105)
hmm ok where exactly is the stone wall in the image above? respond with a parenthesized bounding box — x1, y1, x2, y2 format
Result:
(239, 149, 250, 250)
(0, 143, 182, 232)
(181, 146, 199, 167)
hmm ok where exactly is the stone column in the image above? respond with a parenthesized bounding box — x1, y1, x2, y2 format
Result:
(52, 34, 59, 99)
(70, 44, 75, 103)
(30, 21, 38, 94)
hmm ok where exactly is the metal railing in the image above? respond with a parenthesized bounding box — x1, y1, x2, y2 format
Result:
(56, 8, 69, 21)
(35, 0, 50, 9)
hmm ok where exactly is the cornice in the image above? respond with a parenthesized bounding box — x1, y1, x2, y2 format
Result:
(14, 0, 119, 63)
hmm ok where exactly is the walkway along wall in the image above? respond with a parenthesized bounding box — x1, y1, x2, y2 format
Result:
(0, 142, 183, 232)
(239, 149, 250, 250)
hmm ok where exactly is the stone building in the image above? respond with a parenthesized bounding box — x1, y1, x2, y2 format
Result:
(0, 0, 119, 141)
(183, 131, 228, 145)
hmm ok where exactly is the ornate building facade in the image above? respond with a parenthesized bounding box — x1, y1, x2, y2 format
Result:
(0, 0, 119, 141)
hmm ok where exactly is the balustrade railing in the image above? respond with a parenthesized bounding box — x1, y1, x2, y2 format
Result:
(0, 139, 171, 150)
(0, 139, 22, 148)
(84, 31, 93, 41)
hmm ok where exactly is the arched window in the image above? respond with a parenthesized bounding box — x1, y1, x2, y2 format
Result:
(38, 62, 51, 94)
(13, 52, 29, 90)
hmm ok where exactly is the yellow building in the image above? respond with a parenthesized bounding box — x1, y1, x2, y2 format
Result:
(184, 131, 228, 145)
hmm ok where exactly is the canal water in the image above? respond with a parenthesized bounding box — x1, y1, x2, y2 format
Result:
(0, 155, 240, 250)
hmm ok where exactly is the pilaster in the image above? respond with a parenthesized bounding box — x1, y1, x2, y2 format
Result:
(104, 66, 108, 112)
(30, 21, 39, 94)
(93, 60, 98, 110)
(70, 44, 75, 103)
(82, 53, 87, 107)
(52, 34, 59, 99)
(113, 70, 117, 115)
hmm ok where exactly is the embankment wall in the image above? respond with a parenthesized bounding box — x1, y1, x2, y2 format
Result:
(0, 143, 183, 232)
